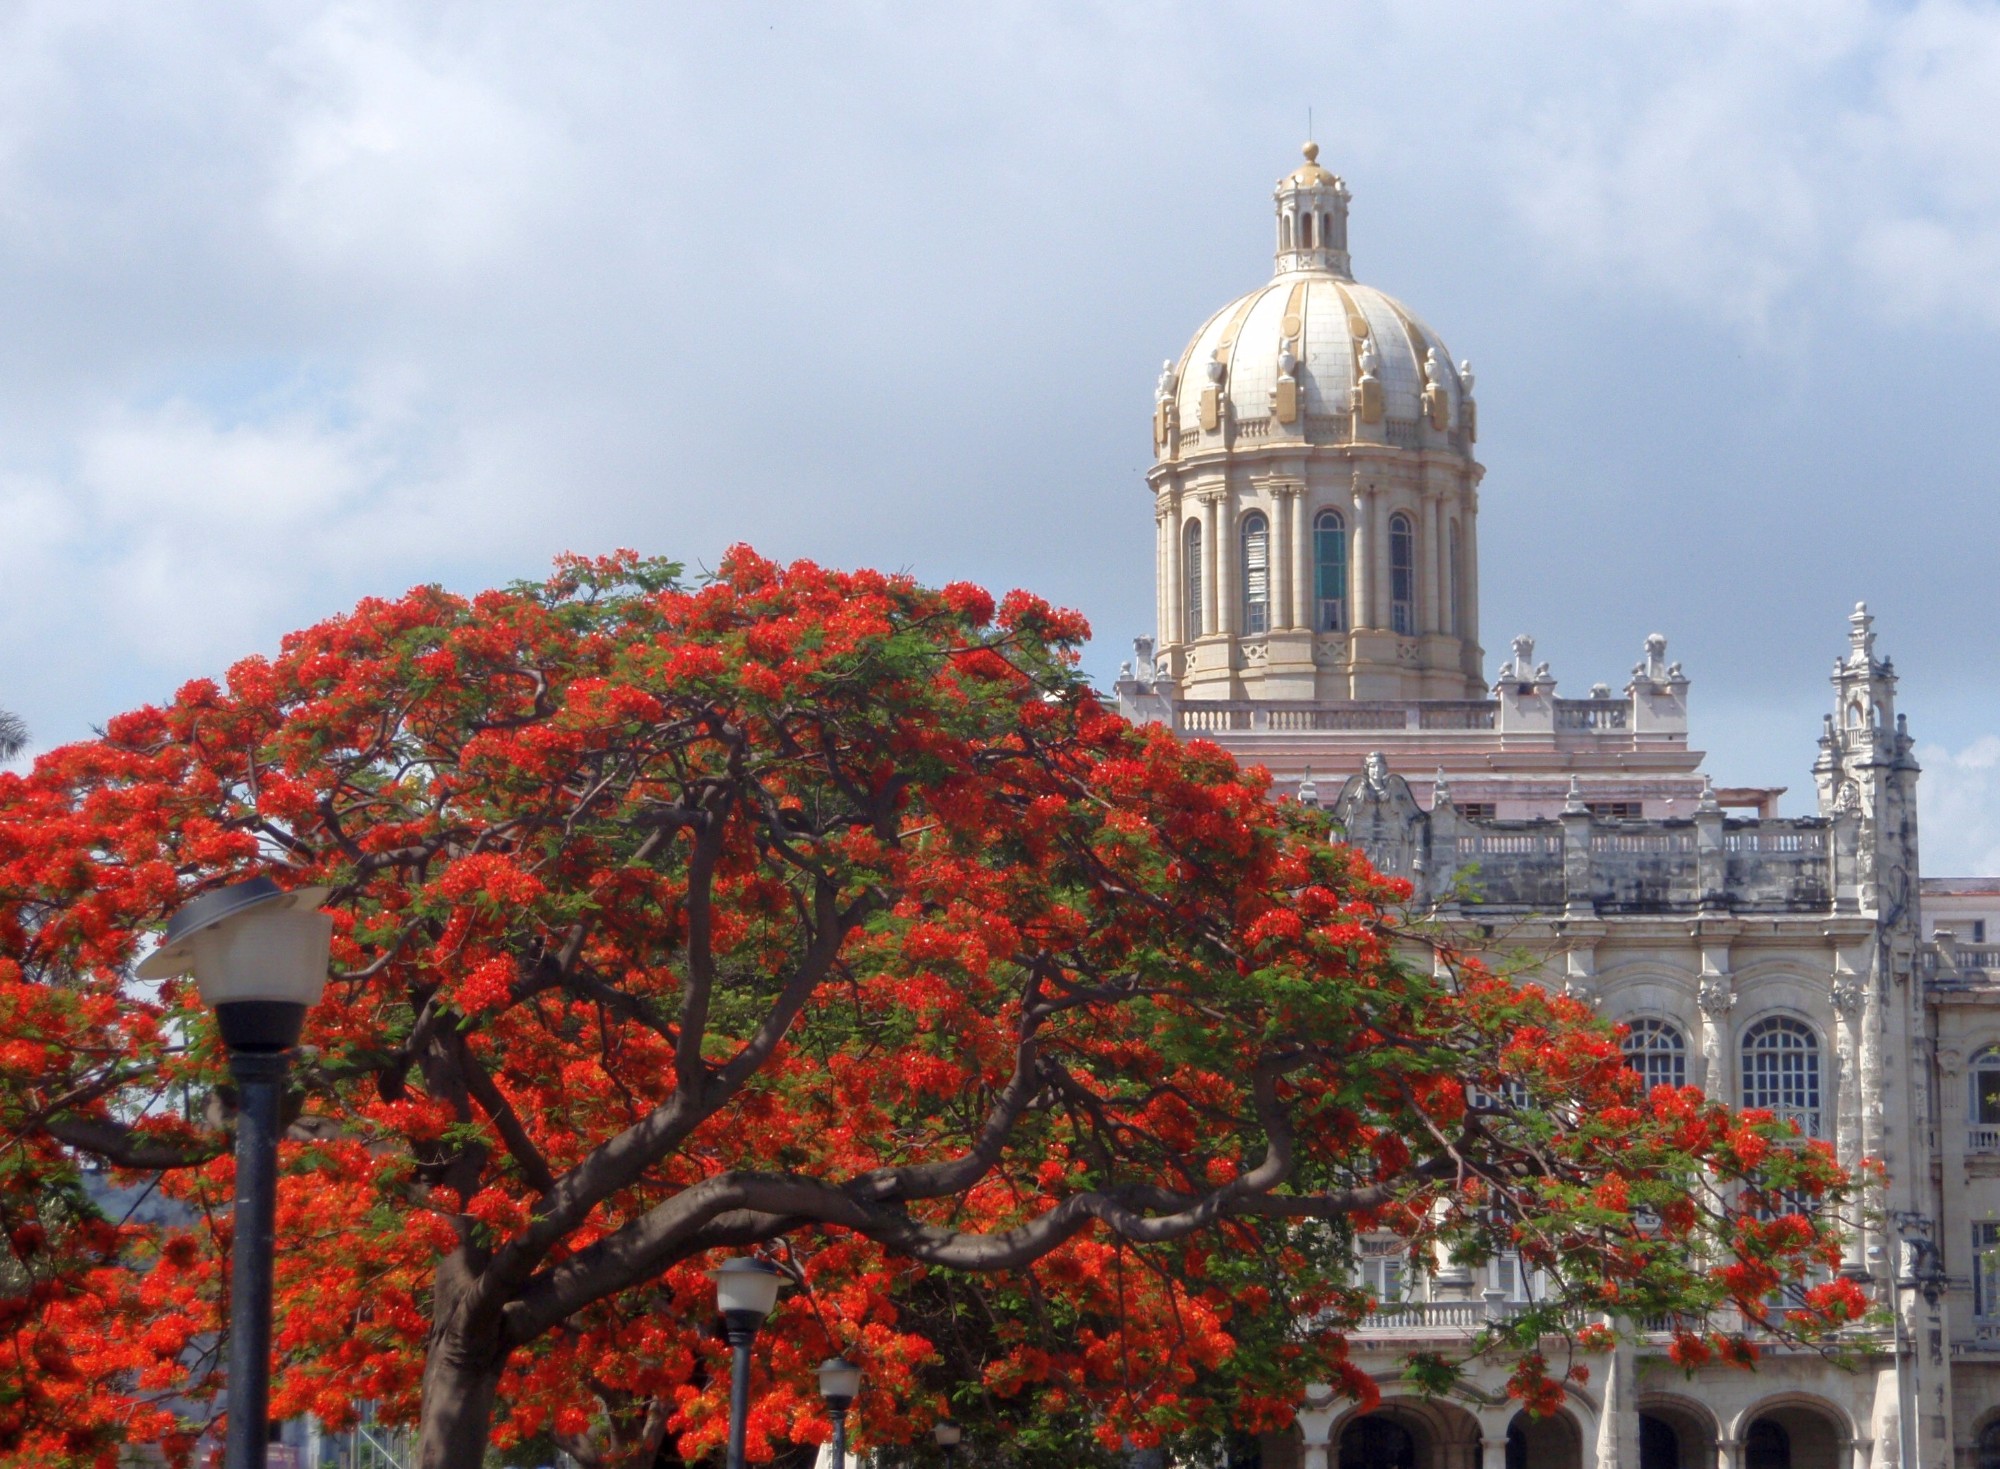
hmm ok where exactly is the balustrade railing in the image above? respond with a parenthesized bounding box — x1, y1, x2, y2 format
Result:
(1969, 1125, 2000, 1153)
(1359, 1300, 1488, 1331)
(1555, 699, 1629, 731)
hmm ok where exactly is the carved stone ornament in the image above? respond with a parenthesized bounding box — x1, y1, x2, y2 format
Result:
(1831, 977, 1865, 1019)
(1697, 977, 1735, 1017)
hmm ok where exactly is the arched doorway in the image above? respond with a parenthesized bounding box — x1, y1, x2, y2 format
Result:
(1639, 1414, 1678, 1469)
(1977, 1417, 2000, 1469)
(1504, 1410, 1581, 1469)
(1638, 1396, 1719, 1469)
(1739, 1398, 1848, 1469)
(1338, 1417, 1415, 1469)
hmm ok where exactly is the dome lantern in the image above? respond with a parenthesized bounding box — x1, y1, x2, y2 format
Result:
(1274, 141, 1351, 279)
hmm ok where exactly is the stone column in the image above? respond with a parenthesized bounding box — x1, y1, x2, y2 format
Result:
(1349, 478, 1372, 630)
(1164, 498, 1184, 647)
(1717, 1439, 1745, 1469)
(1593, 1323, 1638, 1469)
(1833, 971, 1868, 1276)
(1421, 490, 1442, 633)
(1272, 486, 1294, 631)
(1432, 489, 1451, 636)
(1478, 1435, 1507, 1469)
(1217, 491, 1238, 637)
(1155, 505, 1171, 648)
(1370, 489, 1390, 632)
(1289, 487, 1311, 631)
(1696, 945, 1734, 1097)
(1200, 491, 1221, 638)
(1296, 1400, 1337, 1469)
(1463, 484, 1481, 665)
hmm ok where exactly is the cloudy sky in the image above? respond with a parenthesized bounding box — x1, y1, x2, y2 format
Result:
(2, 0, 1998, 870)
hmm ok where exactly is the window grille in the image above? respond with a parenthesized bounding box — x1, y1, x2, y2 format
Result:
(1623, 1018, 1687, 1092)
(1389, 513, 1415, 635)
(1741, 1017, 1821, 1137)
(1977, 1222, 2000, 1323)
(1973, 1050, 2000, 1126)
(1241, 513, 1269, 635)
(1314, 510, 1346, 631)
(1184, 521, 1203, 638)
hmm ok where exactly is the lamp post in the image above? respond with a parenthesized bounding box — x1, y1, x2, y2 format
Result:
(137, 877, 332, 1469)
(932, 1420, 962, 1465)
(710, 1257, 786, 1469)
(818, 1357, 862, 1469)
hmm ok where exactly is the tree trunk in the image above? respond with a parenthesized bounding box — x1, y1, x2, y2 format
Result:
(417, 1338, 508, 1469)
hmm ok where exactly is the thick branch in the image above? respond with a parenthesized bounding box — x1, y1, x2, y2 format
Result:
(45, 1116, 224, 1171)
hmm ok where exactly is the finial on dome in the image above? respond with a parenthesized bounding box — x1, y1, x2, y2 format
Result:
(1302, 140, 1320, 163)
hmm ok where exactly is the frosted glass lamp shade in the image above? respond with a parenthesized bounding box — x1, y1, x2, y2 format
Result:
(710, 1257, 784, 1319)
(136, 877, 332, 1049)
(818, 1357, 862, 1407)
(932, 1423, 962, 1448)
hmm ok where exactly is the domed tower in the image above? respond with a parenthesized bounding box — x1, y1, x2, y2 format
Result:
(1149, 144, 1484, 702)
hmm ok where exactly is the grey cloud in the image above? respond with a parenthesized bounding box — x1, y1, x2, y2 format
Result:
(0, 0, 1996, 873)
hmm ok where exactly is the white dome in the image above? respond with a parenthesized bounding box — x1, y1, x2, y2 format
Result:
(1171, 276, 1466, 433)
(1157, 143, 1475, 451)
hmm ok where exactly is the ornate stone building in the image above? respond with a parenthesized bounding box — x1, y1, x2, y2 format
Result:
(1116, 146, 1999, 1469)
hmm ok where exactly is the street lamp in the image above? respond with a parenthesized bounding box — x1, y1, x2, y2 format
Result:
(932, 1420, 962, 1464)
(710, 1257, 786, 1469)
(137, 877, 332, 1469)
(818, 1357, 862, 1469)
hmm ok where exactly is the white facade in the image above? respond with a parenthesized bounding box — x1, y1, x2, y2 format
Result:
(1117, 147, 1996, 1469)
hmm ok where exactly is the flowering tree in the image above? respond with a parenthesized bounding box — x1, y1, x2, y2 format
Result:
(0, 550, 1860, 1469)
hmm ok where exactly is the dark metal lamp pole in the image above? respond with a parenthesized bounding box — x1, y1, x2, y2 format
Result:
(138, 877, 332, 1469)
(818, 1357, 862, 1469)
(711, 1258, 786, 1469)
(933, 1419, 963, 1466)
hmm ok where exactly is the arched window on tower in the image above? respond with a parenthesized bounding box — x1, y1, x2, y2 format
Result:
(1741, 1017, 1822, 1137)
(1314, 510, 1347, 632)
(1389, 513, 1416, 635)
(1449, 521, 1464, 638)
(1241, 512, 1270, 635)
(1279, 215, 1292, 251)
(1622, 1018, 1687, 1093)
(1299, 212, 1314, 249)
(1183, 521, 1204, 639)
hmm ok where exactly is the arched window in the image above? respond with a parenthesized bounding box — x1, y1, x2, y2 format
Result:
(1449, 521, 1463, 637)
(1972, 1048, 2000, 1128)
(1299, 212, 1314, 249)
(1279, 215, 1292, 251)
(1183, 521, 1204, 639)
(1741, 1017, 1822, 1137)
(1622, 1018, 1687, 1093)
(1314, 510, 1347, 631)
(1241, 512, 1270, 635)
(1388, 513, 1416, 635)
(1978, 1419, 2000, 1469)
